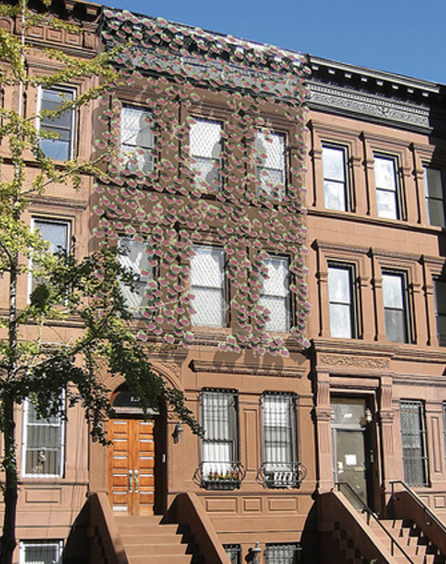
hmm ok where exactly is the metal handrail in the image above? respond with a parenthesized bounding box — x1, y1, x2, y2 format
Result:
(390, 480, 446, 532)
(335, 481, 415, 564)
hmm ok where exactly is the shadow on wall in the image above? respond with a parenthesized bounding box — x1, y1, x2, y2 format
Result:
(63, 501, 89, 564)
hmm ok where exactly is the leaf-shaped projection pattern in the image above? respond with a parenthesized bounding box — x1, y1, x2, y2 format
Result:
(95, 9, 311, 355)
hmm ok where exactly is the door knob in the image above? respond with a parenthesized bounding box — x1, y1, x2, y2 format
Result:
(129, 469, 133, 493)
(134, 469, 139, 493)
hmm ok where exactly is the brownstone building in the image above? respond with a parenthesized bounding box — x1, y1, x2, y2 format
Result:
(307, 56, 446, 563)
(2, 2, 446, 564)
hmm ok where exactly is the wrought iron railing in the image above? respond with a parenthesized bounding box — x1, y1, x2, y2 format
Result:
(257, 462, 307, 489)
(193, 461, 246, 490)
(335, 481, 415, 563)
(390, 480, 446, 530)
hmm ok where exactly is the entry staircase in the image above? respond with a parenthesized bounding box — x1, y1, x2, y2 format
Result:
(88, 492, 230, 564)
(320, 482, 446, 564)
(115, 515, 200, 564)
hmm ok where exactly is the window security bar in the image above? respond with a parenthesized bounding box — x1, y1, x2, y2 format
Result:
(193, 461, 246, 490)
(265, 543, 302, 564)
(223, 544, 241, 564)
(257, 461, 307, 489)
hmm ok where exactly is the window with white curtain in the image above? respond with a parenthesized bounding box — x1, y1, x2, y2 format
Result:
(259, 255, 290, 332)
(201, 390, 238, 481)
(118, 237, 153, 317)
(190, 118, 222, 191)
(120, 105, 154, 174)
(19, 541, 63, 564)
(22, 398, 65, 478)
(191, 245, 225, 327)
(255, 131, 286, 200)
(265, 543, 302, 564)
(262, 393, 297, 487)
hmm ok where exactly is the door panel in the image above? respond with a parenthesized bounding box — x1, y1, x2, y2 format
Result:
(134, 421, 155, 515)
(331, 397, 372, 509)
(335, 429, 367, 506)
(109, 420, 132, 513)
(108, 419, 155, 515)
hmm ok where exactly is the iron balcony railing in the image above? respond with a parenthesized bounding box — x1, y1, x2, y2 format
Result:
(257, 461, 307, 489)
(193, 461, 246, 490)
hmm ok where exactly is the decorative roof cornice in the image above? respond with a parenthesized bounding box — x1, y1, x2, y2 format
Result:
(101, 7, 309, 101)
(307, 55, 446, 135)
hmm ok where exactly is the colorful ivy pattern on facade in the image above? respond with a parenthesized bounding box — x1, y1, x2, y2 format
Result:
(95, 9, 310, 356)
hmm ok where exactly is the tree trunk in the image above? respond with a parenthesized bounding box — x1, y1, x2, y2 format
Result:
(0, 398, 18, 564)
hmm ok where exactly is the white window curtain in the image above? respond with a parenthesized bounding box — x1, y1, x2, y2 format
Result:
(201, 391, 237, 478)
(191, 246, 225, 327)
(255, 131, 286, 199)
(120, 106, 154, 174)
(259, 255, 290, 332)
(118, 237, 152, 316)
(22, 398, 65, 478)
(190, 118, 222, 191)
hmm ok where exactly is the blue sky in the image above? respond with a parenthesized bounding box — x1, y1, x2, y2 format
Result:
(106, 0, 445, 84)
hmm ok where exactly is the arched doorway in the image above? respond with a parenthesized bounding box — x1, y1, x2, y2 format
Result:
(108, 385, 166, 515)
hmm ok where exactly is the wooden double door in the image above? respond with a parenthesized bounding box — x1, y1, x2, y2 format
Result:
(108, 418, 155, 515)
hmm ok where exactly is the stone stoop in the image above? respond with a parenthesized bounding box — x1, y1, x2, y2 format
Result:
(115, 515, 201, 564)
(376, 518, 446, 564)
(331, 522, 369, 564)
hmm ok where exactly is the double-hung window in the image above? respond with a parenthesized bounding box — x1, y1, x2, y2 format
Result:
(120, 106, 154, 174)
(374, 155, 401, 219)
(22, 398, 65, 478)
(400, 400, 429, 487)
(190, 118, 222, 191)
(201, 389, 238, 488)
(255, 130, 286, 200)
(322, 145, 349, 211)
(30, 218, 70, 296)
(328, 264, 356, 338)
(265, 544, 302, 564)
(259, 255, 290, 333)
(424, 166, 445, 228)
(190, 245, 225, 328)
(118, 237, 153, 317)
(261, 393, 297, 488)
(434, 278, 446, 346)
(19, 541, 63, 564)
(38, 87, 75, 161)
(382, 271, 410, 343)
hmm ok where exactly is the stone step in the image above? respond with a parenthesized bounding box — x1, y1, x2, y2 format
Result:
(127, 555, 194, 564)
(116, 515, 164, 526)
(119, 523, 181, 535)
(116, 515, 199, 564)
(125, 543, 189, 557)
(121, 531, 186, 545)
